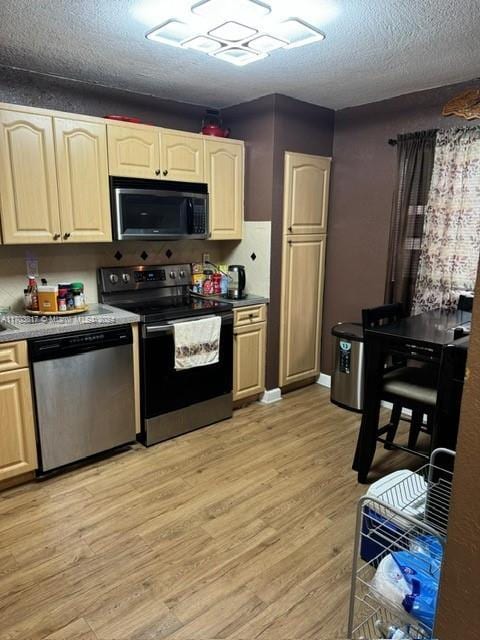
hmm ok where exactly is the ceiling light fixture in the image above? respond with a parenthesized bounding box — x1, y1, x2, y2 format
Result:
(208, 21, 258, 42)
(145, 1, 326, 66)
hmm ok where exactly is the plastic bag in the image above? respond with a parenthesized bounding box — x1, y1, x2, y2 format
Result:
(391, 548, 440, 630)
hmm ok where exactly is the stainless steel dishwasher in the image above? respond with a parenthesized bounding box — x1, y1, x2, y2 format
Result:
(29, 325, 135, 473)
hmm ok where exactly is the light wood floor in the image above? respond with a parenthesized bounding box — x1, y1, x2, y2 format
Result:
(0, 384, 418, 640)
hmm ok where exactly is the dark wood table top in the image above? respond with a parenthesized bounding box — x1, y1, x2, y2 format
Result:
(366, 308, 472, 348)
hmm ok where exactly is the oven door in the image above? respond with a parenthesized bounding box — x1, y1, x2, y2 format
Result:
(140, 313, 233, 442)
(113, 187, 207, 240)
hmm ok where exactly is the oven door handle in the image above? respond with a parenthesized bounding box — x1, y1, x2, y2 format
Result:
(143, 313, 233, 338)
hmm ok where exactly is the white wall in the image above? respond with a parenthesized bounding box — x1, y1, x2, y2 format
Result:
(0, 222, 271, 311)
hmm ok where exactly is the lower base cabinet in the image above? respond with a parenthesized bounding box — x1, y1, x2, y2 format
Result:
(233, 306, 267, 401)
(0, 342, 38, 482)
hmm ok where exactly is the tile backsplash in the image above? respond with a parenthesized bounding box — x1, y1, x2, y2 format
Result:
(0, 222, 271, 310)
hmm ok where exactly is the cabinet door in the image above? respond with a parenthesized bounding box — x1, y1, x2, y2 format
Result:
(283, 152, 331, 235)
(204, 139, 244, 240)
(161, 130, 205, 182)
(0, 367, 37, 482)
(107, 123, 160, 179)
(54, 118, 112, 243)
(234, 322, 266, 401)
(280, 234, 326, 386)
(0, 109, 61, 244)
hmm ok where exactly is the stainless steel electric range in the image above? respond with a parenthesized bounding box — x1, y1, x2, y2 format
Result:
(98, 263, 233, 446)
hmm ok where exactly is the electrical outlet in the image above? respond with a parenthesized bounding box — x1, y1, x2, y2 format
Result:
(202, 252, 210, 265)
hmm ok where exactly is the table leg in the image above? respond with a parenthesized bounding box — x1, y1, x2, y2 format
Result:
(352, 336, 383, 483)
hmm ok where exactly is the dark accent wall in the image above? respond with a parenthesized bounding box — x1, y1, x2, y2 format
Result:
(321, 79, 479, 373)
(224, 94, 335, 390)
(0, 67, 206, 131)
(222, 95, 276, 222)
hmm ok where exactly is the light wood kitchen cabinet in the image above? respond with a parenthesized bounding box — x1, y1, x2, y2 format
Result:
(233, 305, 266, 401)
(54, 117, 112, 243)
(160, 130, 205, 183)
(204, 138, 244, 240)
(283, 152, 331, 235)
(0, 341, 37, 482)
(0, 108, 61, 244)
(279, 234, 326, 386)
(107, 122, 160, 179)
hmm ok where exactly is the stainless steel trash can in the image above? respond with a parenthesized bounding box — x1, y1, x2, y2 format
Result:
(331, 323, 364, 412)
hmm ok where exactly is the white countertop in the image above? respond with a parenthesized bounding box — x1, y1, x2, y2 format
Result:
(0, 304, 140, 343)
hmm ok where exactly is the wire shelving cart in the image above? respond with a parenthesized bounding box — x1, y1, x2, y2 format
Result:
(347, 448, 455, 640)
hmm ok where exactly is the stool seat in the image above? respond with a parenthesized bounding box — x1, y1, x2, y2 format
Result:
(383, 366, 437, 406)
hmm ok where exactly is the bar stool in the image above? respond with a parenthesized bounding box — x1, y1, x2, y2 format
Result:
(355, 304, 438, 476)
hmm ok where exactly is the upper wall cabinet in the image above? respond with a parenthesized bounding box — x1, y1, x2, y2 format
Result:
(283, 152, 331, 235)
(54, 117, 112, 243)
(205, 138, 244, 240)
(107, 123, 160, 179)
(160, 130, 205, 183)
(0, 109, 61, 244)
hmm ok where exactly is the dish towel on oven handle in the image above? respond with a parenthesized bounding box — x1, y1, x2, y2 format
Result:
(173, 316, 222, 370)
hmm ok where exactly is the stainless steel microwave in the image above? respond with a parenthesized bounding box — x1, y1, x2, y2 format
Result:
(110, 177, 209, 241)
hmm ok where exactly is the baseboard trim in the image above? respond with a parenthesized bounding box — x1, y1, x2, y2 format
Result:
(259, 388, 282, 404)
(317, 373, 331, 388)
(381, 400, 413, 418)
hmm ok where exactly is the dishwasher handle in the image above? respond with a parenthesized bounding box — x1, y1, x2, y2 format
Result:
(29, 325, 133, 362)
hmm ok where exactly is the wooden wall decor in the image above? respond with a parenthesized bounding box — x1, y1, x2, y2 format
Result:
(442, 89, 480, 120)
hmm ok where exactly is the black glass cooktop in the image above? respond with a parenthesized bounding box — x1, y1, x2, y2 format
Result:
(116, 296, 232, 323)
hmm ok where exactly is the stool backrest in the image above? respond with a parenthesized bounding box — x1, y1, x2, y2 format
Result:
(362, 303, 405, 331)
(458, 294, 473, 312)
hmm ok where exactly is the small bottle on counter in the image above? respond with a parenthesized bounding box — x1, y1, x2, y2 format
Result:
(27, 277, 39, 311)
(59, 283, 75, 310)
(57, 291, 67, 312)
(212, 272, 222, 295)
(70, 282, 85, 309)
(203, 270, 214, 295)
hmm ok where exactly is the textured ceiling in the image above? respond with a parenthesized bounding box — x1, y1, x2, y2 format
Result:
(0, 0, 479, 110)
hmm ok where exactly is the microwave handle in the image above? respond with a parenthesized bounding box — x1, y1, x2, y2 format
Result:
(186, 197, 194, 234)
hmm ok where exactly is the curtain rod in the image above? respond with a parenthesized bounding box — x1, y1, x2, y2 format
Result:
(388, 139, 397, 146)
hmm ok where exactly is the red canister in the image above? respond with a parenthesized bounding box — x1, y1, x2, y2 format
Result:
(212, 272, 222, 295)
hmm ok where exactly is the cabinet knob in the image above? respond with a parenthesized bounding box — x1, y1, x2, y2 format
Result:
(155, 169, 161, 176)
(249, 313, 254, 318)
(163, 169, 168, 176)
(288, 226, 293, 232)
(63, 232, 71, 240)
(53, 233, 61, 240)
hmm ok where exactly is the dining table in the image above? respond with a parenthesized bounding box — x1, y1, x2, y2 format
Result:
(352, 308, 471, 483)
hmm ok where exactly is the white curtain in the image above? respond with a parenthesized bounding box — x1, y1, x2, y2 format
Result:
(411, 127, 480, 314)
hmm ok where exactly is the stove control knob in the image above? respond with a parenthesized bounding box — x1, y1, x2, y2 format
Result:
(122, 273, 130, 284)
(179, 270, 186, 278)
(109, 274, 119, 285)
(170, 271, 176, 279)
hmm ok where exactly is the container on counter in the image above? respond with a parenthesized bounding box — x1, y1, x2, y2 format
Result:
(217, 264, 229, 295)
(57, 293, 67, 312)
(59, 283, 75, 310)
(191, 262, 204, 275)
(212, 272, 222, 295)
(192, 273, 205, 294)
(202, 270, 214, 295)
(38, 285, 58, 313)
(70, 282, 85, 309)
(27, 277, 39, 311)
(24, 288, 32, 310)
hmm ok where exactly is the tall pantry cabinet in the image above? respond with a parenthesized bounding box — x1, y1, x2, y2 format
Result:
(279, 152, 331, 387)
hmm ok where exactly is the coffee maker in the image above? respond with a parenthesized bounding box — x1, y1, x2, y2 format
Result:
(227, 265, 246, 300)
